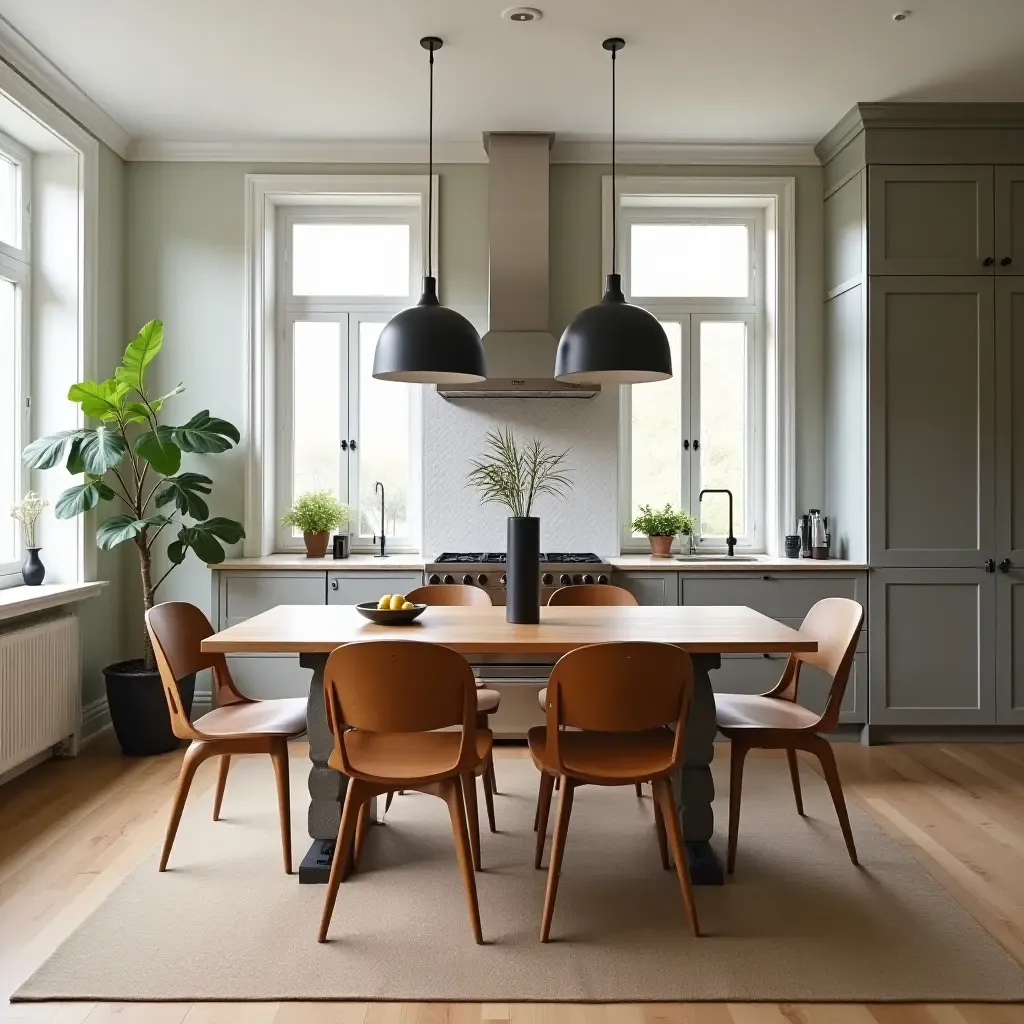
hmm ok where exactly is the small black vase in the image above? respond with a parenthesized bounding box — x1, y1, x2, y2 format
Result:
(507, 516, 540, 624)
(22, 547, 45, 586)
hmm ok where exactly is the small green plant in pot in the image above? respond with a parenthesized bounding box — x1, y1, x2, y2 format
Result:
(23, 319, 244, 756)
(631, 503, 695, 557)
(282, 491, 353, 558)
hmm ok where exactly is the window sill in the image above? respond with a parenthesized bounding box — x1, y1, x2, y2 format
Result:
(0, 581, 107, 625)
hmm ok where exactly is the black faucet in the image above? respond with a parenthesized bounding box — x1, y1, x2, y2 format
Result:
(372, 481, 387, 561)
(698, 488, 737, 557)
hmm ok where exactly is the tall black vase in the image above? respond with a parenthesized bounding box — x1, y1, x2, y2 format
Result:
(507, 516, 540, 623)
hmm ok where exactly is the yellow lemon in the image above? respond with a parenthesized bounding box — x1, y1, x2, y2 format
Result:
(389, 594, 406, 611)
(401, 601, 415, 611)
(377, 595, 392, 610)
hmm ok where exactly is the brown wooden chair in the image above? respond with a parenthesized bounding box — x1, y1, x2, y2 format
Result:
(541, 584, 648, 798)
(145, 602, 307, 874)
(529, 641, 700, 942)
(716, 597, 865, 873)
(319, 639, 488, 944)
(390, 584, 500, 830)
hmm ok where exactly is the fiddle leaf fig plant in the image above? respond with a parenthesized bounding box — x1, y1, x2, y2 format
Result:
(23, 320, 244, 669)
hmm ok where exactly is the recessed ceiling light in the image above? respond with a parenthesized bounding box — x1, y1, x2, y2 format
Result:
(502, 7, 543, 23)
(892, 10, 911, 21)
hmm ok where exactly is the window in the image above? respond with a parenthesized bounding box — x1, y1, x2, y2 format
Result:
(621, 200, 766, 551)
(0, 133, 29, 579)
(275, 203, 422, 551)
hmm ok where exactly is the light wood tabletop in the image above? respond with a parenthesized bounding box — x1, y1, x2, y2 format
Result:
(201, 603, 817, 656)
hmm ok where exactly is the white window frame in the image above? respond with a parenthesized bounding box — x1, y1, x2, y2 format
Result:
(0, 129, 31, 581)
(613, 177, 796, 556)
(244, 175, 436, 556)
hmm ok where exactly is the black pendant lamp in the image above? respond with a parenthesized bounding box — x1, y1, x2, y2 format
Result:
(373, 37, 486, 383)
(554, 38, 672, 384)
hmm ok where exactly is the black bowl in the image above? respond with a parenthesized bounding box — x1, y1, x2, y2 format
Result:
(355, 601, 427, 625)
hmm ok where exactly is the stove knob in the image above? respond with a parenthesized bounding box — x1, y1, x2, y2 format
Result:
(597, 574, 609, 585)
(542, 573, 553, 585)
(462, 574, 474, 586)
(443, 574, 455, 584)
(428, 573, 441, 584)
(572, 573, 583, 585)
(582, 574, 594, 585)
(500, 573, 507, 585)
(559, 573, 571, 586)
(477, 573, 488, 586)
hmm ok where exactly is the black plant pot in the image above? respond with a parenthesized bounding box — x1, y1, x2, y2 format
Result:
(507, 516, 540, 624)
(104, 660, 195, 756)
(22, 546, 45, 585)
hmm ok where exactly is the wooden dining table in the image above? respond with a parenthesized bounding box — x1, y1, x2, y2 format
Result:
(201, 603, 816, 885)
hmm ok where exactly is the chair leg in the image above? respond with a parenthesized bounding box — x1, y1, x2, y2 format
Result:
(652, 777, 700, 937)
(786, 748, 805, 816)
(269, 740, 293, 874)
(212, 754, 231, 821)
(317, 779, 365, 943)
(481, 765, 497, 834)
(534, 770, 555, 869)
(442, 777, 484, 944)
(653, 791, 670, 870)
(540, 777, 575, 943)
(461, 772, 482, 871)
(384, 791, 395, 816)
(159, 741, 211, 872)
(635, 782, 644, 798)
(486, 751, 499, 795)
(807, 735, 859, 866)
(727, 737, 749, 875)
(354, 800, 370, 867)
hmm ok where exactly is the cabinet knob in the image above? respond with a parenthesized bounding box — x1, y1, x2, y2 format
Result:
(760, 574, 772, 581)
(999, 558, 1012, 574)
(983, 256, 995, 267)
(1001, 257, 1013, 267)
(331, 579, 339, 590)
(985, 558, 996, 573)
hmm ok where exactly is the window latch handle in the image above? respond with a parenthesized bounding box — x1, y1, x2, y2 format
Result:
(683, 439, 690, 451)
(349, 439, 357, 451)
(692, 439, 700, 451)
(340, 440, 348, 452)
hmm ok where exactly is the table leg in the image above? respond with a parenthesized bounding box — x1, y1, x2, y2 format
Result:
(673, 653, 724, 885)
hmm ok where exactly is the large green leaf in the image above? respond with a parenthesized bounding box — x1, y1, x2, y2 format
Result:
(96, 514, 171, 550)
(154, 472, 212, 520)
(54, 479, 116, 520)
(172, 411, 240, 454)
(22, 429, 92, 470)
(68, 379, 130, 422)
(134, 427, 181, 476)
(180, 517, 245, 564)
(115, 320, 164, 392)
(78, 426, 127, 475)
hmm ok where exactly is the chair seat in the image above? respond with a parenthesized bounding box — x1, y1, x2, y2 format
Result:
(476, 688, 500, 714)
(330, 729, 492, 780)
(715, 692, 819, 731)
(528, 726, 674, 782)
(194, 697, 307, 738)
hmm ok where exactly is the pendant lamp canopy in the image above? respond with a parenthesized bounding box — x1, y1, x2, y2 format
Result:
(373, 37, 486, 384)
(554, 39, 672, 385)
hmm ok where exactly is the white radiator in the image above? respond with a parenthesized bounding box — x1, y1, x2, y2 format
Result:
(0, 614, 80, 775)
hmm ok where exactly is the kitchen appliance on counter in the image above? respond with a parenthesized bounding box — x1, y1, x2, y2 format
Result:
(424, 551, 615, 737)
(798, 510, 832, 559)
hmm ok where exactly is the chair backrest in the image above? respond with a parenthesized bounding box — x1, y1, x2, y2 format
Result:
(547, 584, 638, 607)
(323, 640, 479, 776)
(406, 584, 493, 607)
(787, 598, 864, 732)
(544, 642, 693, 771)
(145, 602, 246, 740)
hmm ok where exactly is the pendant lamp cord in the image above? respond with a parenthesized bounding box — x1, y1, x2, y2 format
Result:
(610, 45, 617, 275)
(427, 45, 434, 280)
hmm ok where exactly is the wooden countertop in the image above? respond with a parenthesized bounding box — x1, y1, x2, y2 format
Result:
(201, 603, 817, 656)
(610, 555, 868, 571)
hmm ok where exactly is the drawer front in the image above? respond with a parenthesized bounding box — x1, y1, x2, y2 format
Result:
(681, 573, 861, 620)
(219, 572, 326, 627)
(226, 654, 313, 702)
(613, 572, 679, 606)
(327, 572, 424, 606)
(712, 651, 865, 724)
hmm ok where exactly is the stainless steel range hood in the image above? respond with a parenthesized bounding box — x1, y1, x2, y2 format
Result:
(436, 132, 599, 400)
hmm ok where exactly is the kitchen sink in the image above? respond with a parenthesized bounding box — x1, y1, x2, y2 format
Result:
(674, 554, 760, 562)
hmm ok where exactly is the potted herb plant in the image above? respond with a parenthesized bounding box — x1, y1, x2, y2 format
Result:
(9, 491, 49, 585)
(467, 427, 572, 623)
(631, 503, 695, 557)
(23, 320, 244, 756)
(281, 491, 353, 558)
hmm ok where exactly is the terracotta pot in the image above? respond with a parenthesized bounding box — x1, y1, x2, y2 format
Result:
(303, 531, 330, 558)
(648, 534, 675, 558)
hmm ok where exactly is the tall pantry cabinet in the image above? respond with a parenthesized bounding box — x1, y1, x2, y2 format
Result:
(817, 105, 1024, 728)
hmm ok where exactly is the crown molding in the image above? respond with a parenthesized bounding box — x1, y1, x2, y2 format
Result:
(0, 15, 130, 157)
(552, 140, 819, 166)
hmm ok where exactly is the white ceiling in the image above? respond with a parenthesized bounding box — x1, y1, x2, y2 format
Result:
(2, 0, 1023, 146)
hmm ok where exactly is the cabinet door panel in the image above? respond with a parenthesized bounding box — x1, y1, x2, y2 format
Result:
(219, 572, 326, 628)
(996, 574, 1024, 724)
(613, 572, 678, 606)
(327, 572, 423, 606)
(868, 278, 995, 567)
(995, 278, 1024, 567)
(226, 655, 312, 701)
(995, 166, 1024, 273)
(869, 569, 995, 725)
(869, 166, 994, 275)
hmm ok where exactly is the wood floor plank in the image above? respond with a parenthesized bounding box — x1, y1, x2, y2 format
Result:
(272, 1002, 370, 1024)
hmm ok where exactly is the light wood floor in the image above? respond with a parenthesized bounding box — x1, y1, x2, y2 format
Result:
(3, 735, 1024, 1023)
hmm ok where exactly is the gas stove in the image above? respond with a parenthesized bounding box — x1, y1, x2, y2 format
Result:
(426, 551, 613, 603)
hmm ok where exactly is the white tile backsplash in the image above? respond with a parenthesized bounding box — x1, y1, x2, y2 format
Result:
(421, 388, 620, 557)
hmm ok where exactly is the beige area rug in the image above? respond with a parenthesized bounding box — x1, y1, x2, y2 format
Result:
(15, 754, 1024, 1003)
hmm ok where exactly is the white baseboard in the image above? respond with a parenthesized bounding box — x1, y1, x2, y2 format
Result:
(81, 695, 111, 744)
